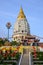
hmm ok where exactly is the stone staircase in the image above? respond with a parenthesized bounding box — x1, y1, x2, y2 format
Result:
(20, 54, 29, 65)
(20, 49, 29, 65)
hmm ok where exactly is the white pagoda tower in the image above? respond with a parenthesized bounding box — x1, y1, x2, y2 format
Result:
(13, 7, 39, 45)
(13, 7, 30, 43)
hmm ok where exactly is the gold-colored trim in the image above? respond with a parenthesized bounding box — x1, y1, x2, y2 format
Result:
(17, 7, 26, 20)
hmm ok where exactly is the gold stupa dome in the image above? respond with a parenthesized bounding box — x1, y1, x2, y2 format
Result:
(17, 7, 26, 19)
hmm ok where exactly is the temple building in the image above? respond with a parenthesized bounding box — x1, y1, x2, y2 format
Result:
(12, 7, 41, 45)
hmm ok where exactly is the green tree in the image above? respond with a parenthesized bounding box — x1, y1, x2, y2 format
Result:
(11, 41, 20, 46)
(3, 38, 9, 43)
(0, 38, 4, 46)
(4, 41, 11, 46)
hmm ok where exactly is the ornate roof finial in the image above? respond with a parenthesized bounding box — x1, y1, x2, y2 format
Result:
(17, 7, 26, 20)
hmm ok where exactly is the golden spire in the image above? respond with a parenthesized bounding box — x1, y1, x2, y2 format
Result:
(17, 7, 26, 19)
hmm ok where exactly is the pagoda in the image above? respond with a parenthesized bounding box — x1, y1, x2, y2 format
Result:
(12, 7, 40, 45)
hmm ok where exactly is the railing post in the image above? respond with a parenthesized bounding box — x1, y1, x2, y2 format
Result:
(18, 54, 23, 65)
(29, 52, 32, 65)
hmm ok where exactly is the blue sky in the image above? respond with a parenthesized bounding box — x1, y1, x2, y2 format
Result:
(0, 0, 43, 41)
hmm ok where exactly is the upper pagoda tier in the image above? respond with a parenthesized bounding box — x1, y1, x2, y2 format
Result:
(13, 7, 30, 35)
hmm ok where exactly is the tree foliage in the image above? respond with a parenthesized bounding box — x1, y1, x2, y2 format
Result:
(11, 41, 20, 46)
